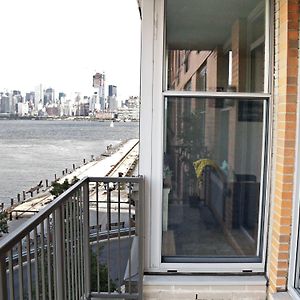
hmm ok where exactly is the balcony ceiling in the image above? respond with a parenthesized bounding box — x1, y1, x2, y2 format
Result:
(167, 0, 262, 50)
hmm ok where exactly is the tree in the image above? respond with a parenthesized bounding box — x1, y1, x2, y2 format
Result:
(50, 177, 79, 197)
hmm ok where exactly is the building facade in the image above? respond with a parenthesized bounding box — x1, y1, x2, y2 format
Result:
(139, 0, 300, 299)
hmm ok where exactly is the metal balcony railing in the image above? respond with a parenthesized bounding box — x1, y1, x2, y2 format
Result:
(0, 176, 144, 300)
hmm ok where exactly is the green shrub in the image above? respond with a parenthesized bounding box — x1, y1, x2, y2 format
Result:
(50, 177, 79, 197)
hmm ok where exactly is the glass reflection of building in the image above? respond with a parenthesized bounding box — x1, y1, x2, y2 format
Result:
(162, 0, 267, 261)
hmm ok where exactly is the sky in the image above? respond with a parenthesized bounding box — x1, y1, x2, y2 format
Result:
(0, 0, 141, 100)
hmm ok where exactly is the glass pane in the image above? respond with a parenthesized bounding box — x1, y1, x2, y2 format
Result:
(166, 0, 266, 93)
(162, 97, 265, 261)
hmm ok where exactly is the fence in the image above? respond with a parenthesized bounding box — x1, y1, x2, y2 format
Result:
(0, 176, 144, 300)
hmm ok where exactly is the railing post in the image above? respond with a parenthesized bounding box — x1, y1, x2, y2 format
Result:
(138, 177, 144, 300)
(0, 254, 7, 300)
(55, 206, 65, 300)
(83, 181, 91, 299)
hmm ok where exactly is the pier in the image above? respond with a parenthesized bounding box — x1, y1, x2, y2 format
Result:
(3, 139, 139, 234)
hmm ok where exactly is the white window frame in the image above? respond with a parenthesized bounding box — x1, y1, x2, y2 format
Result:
(140, 0, 272, 273)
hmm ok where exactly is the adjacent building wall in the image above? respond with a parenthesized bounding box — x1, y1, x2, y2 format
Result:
(140, 0, 300, 297)
(267, 0, 299, 295)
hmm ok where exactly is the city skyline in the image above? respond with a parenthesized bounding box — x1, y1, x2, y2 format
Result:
(0, 84, 140, 119)
(0, 0, 141, 100)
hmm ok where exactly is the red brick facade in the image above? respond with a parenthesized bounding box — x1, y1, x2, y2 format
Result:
(268, 0, 299, 294)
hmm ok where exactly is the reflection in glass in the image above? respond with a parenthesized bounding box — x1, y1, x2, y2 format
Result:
(166, 0, 265, 93)
(162, 97, 265, 261)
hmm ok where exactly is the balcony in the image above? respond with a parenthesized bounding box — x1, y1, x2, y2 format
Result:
(0, 176, 144, 300)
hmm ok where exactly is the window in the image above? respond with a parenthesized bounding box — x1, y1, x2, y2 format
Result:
(161, 0, 270, 267)
(163, 96, 267, 262)
(166, 0, 266, 93)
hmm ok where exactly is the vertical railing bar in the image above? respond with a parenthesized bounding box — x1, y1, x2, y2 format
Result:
(8, 250, 14, 300)
(55, 206, 64, 300)
(78, 190, 83, 297)
(0, 253, 8, 300)
(96, 182, 100, 293)
(26, 234, 32, 300)
(83, 181, 91, 298)
(52, 212, 58, 300)
(128, 182, 132, 294)
(78, 190, 82, 300)
(117, 182, 121, 293)
(80, 187, 85, 298)
(40, 222, 46, 300)
(77, 190, 83, 298)
(138, 178, 144, 300)
(62, 203, 67, 300)
(70, 197, 75, 300)
(47, 217, 53, 300)
(18, 241, 24, 300)
(77, 190, 82, 298)
(66, 200, 71, 300)
(33, 228, 39, 299)
(77, 190, 81, 300)
(73, 193, 79, 300)
(106, 183, 111, 293)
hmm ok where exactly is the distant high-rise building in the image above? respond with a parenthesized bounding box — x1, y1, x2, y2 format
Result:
(89, 93, 98, 113)
(107, 85, 118, 112)
(93, 72, 105, 111)
(44, 88, 55, 105)
(58, 92, 66, 101)
(17, 102, 29, 116)
(0, 93, 10, 113)
(12, 90, 21, 97)
(34, 84, 43, 111)
(9, 93, 16, 114)
(108, 85, 117, 97)
(12, 91, 23, 109)
(25, 92, 35, 102)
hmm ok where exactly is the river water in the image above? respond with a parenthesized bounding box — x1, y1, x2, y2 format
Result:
(0, 119, 139, 206)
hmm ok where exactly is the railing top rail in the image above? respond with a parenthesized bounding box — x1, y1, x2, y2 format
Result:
(88, 176, 143, 183)
(0, 176, 89, 254)
(0, 176, 144, 255)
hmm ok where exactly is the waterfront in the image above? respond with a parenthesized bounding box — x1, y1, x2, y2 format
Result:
(0, 119, 139, 206)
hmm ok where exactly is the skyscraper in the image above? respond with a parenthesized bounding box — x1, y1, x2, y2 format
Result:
(107, 85, 117, 112)
(34, 84, 43, 112)
(108, 85, 117, 97)
(93, 72, 105, 111)
(44, 88, 55, 105)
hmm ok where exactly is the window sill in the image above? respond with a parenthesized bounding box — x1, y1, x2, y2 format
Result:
(143, 275, 267, 286)
(143, 275, 267, 299)
(269, 292, 294, 300)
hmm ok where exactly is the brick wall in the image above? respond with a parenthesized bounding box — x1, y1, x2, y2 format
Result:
(268, 0, 299, 294)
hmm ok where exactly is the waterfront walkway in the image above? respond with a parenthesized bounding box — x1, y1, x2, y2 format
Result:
(3, 139, 139, 236)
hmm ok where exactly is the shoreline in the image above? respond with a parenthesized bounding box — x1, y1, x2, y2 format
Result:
(0, 115, 139, 122)
(0, 120, 139, 206)
(1, 139, 139, 238)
